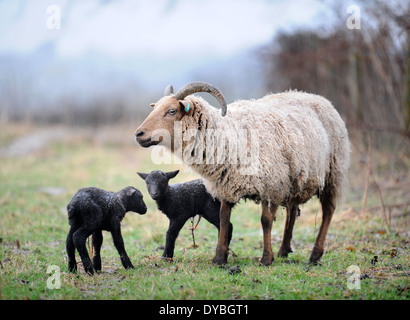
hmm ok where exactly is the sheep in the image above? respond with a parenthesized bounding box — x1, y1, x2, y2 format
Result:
(135, 81, 350, 266)
(66, 186, 147, 275)
(137, 169, 233, 259)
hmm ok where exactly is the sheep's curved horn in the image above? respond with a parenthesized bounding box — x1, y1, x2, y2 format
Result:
(164, 85, 174, 96)
(175, 81, 227, 117)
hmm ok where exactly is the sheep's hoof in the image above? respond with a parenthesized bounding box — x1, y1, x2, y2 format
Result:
(212, 246, 228, 265)
(308, 247, 323, 265)
(212, 255, 227, 266)
(259, 256, 274, 267)
(277, 247, 293, 258)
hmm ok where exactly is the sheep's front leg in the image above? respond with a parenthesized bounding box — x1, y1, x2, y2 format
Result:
(111, 224, 134, 269)
(163, 219, 185, 259)
(260, 201, 278, 266)
(203, 211, 233, 246)
(92, 230, 103, 272)
(212, 201, 233, 265)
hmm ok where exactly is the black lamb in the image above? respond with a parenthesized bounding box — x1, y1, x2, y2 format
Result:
(137, 170, 233, 259)
(66, 186, 147, 275)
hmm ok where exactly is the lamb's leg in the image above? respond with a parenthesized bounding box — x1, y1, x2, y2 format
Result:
(66, 226, 77, 272)
(73, 227, 94, 275)
(111, 224, 134, 269)
(92, 230, 103, 272)
(260, 201, 278, 266)
(309, 194, 335, 264)
(278, 205, 298, 258)
(212, 200, 233, 265)
(163, 219, 185, 259)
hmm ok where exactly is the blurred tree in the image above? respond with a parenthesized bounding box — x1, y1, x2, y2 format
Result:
(260, 1, 409, 146)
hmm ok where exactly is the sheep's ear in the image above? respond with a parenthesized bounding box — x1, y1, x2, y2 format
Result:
(127, 188, 137, 196)
(165, 170, 179, 180)
(137, 172, 148, 180)
(150, 103, 155, 108)
(179, 100, 194, 115)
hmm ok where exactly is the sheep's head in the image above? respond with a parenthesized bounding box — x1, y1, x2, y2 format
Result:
(118, 186, 147, 215)
(137, 170, 179, 200)
(135, 81, 227, 150)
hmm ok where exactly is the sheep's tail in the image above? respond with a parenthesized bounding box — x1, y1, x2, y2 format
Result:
(67, 202, 79, 226)
(323, 145, 350, 208)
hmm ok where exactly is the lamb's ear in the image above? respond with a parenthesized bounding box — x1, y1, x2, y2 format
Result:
(137, 172, 148, 180)
(126, 188, 137, 196)
(150, 103, 155, 108)
(165, 170, 179, 180)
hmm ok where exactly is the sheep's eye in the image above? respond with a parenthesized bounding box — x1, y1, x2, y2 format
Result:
(168, 109, 177, 116)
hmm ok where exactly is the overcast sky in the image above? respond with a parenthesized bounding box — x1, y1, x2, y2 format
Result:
(0, 0, 340, 106)
(0, 0, 332, 57)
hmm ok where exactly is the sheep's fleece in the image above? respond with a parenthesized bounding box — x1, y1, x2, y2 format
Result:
(179, 90, 350, 206)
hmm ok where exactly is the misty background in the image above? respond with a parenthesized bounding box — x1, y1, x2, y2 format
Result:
(0, 0, 408, 147)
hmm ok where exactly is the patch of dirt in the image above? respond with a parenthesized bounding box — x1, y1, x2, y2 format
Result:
(0, 127, 71, 158)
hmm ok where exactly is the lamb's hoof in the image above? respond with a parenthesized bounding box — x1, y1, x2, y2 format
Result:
(85, 267, 94, 276)
(93, 264, 102, 272)
(162, 257, 173, 262)
(68, 263, 77, 273)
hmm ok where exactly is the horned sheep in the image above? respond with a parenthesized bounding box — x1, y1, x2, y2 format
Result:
(135, 81, 350, 266)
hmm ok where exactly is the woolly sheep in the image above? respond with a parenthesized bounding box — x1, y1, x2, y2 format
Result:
(137, 169, 233, 259)
(135, 81, 350, 266)
(66, 186, 147, 275)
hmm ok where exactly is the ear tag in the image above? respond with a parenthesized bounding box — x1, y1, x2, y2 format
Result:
(185, 103, 190, 112)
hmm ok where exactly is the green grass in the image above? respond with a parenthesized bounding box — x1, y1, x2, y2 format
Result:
(0, 124, 409, 300)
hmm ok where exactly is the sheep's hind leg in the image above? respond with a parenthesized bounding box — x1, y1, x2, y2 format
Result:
(73, 227, 94, 275)
(212, 201, 233, 266)
(92, 230, 103, 272)
(66, 226, 77, 272)
(260, 201, 278, 266)
(278, 205, 298, 258)
(309, 194, 335, 265)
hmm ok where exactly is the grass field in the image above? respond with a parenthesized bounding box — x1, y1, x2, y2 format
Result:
(0, 123, 409, 300)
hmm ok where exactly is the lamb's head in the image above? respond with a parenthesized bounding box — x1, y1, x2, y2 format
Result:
(137, 170, 179, 201)
(117, 186, 147, 215)
(135, 81, 227, 149)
